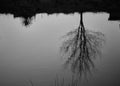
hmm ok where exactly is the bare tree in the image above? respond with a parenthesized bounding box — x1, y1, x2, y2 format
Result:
(60, 12, 105, 77)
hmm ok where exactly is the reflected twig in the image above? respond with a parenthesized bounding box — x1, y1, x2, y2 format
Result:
(53, 75, 79, 86)
(60, 12, 105, 77)
(28, 80, 34, 86)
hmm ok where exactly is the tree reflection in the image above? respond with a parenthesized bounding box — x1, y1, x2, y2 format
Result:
(21, 17, 34, 27)
(60, 12, 105, 77)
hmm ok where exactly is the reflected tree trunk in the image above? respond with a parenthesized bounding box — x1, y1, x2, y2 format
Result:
(60, 12, 105, 78)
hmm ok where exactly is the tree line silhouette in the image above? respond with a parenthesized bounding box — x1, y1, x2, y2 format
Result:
(0, 0, 120, 26)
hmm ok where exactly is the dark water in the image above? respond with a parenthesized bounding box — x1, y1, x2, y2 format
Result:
(0, 13, 120, 86)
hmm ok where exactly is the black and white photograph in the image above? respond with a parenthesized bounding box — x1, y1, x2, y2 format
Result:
(0, 0, 120, 86)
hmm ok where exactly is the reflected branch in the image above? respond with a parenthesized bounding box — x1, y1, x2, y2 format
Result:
(28, 80, 34, 86)
(53, 75, 79, 86)
(60, 12, 105, 77)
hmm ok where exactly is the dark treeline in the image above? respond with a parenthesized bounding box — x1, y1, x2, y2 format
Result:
(0, 0, 120, 25)
(0, 0, 120, 14)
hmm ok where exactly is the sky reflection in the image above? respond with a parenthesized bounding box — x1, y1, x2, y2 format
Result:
(0, 12, 120, 86)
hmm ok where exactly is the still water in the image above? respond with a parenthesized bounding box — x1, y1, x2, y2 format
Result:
(0, 13, 120, 86)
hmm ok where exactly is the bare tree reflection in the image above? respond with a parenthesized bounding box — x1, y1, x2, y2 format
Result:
(60, 12, 105, 77)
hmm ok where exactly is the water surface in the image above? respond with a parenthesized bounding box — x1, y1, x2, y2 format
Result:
(0, 13, 120, 86)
